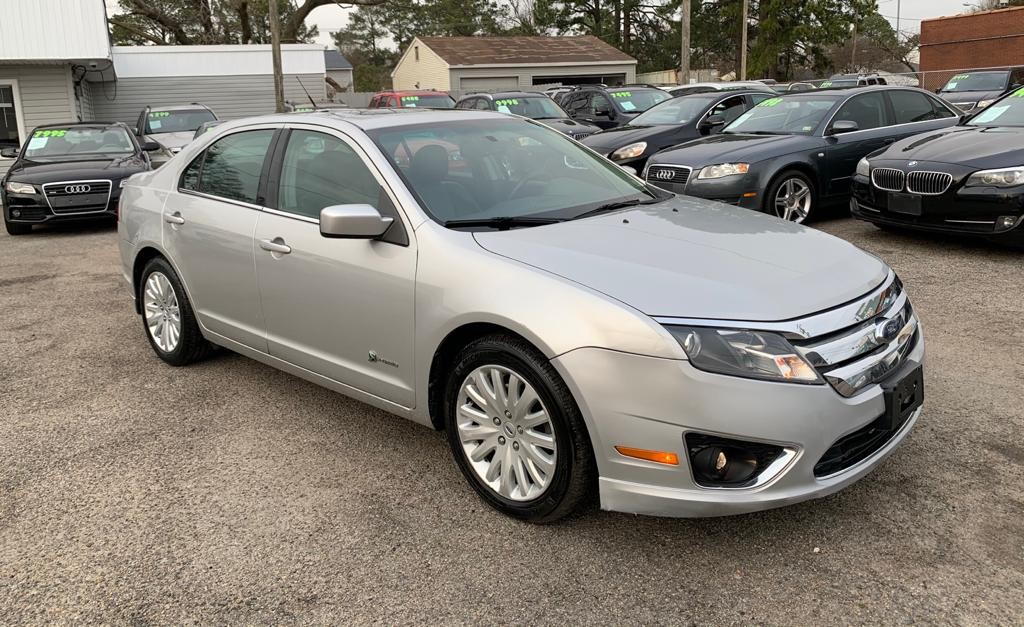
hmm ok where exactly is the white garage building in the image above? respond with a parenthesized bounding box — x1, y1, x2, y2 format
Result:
(391, 36, 637, 92)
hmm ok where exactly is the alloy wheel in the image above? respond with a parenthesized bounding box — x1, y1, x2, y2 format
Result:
(455, 365, 557, 501)
(143, 271, 182, 353)
(773, 177, 812, 223)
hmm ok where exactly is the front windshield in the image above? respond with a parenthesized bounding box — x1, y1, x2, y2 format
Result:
(967, 88, 1024, 126)
(24, 127, 135, 160)
(145, 109, 216, 134)
(724, 95, 838, 134)
(368, 118, 655, 226)
(630, 94, 716, 125)
(608, 89, 671, 113)
(493, 96, 567, 119)
(400, 95, 455, 108)
(941, 72, 1009, 92)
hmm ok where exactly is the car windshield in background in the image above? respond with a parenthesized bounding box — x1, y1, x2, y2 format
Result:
(630, 94, 718, 125)
(724, 95, 839, 135)
(367, 118, 654, 226)
(942, 72, 1009, 92)
(967, 88, 1024, 126)
(493, 96, 567, 119)
(400, 95, 455, 108)
(609, 89, 671, 113)
(824, 79, 859, 88)
(145, 109, 217, 134)
(24, 127, 135, 160)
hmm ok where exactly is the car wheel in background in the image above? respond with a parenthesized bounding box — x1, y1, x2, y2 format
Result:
(139, 257, 213, 366)
(443, 334, 595, 523)
(4, 219, 31, 235)
(766, 170, 815, 223)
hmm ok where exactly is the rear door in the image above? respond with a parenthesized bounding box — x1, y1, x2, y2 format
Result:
(164, 126, 278, 351)
(823, 92, 894, 197)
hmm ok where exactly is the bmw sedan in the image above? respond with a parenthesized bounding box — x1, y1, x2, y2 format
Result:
(851, 86, 1024, 244)
(581, 89, 775, 171)
(118, 109, 924, 522)
(644, 86, 960, 222)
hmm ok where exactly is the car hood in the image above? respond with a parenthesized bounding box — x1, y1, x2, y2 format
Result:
(4, 155, 148, 184)
(538, 118, 600, 136)
(148, 131, 196, 151)
(873, 126, 1024, 168)
(581, 125, 682, 153)
(473, 196, 887, 321)
(649, 132, 821, 167)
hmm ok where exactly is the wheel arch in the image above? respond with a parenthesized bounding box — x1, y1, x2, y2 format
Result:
(131, 244, 192, 315)
(762, 162, 819, 211)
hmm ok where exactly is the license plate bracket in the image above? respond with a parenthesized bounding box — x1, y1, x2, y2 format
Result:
(888, 192, 922, 216)
(881, 362, 924, 430)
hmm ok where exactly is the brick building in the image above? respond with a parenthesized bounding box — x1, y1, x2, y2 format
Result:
(919, 5, 1024, 89)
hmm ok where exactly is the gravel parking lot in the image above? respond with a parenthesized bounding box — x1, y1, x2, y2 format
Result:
(1, 218, 1022, 625)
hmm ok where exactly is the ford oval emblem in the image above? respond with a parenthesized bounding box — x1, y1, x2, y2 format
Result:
(874, 317, 902, 343)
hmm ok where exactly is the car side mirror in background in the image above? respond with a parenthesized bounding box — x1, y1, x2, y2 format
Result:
(619, 165, 638, 176)
(320, 204, 394, 239)
(828, 120, 859, 135)
(700, 114, 726, 133)
(0, 147, 18, 158)
(594, 108, 612, 118)
(141, 141, 162, 152)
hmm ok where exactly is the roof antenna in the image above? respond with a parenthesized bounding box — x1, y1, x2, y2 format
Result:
(296, 76, 317, 108)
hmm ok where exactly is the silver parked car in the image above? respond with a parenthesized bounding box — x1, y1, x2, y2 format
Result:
(118, 109, 924, 522)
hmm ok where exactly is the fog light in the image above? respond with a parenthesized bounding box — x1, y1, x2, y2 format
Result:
(995, 215, 1021, 232)
(11, 209, 21, 218)
(685, 433, 786, 488)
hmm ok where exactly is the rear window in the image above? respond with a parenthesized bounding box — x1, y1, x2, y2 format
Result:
(607, 89, 671, 113)
(399, 95, 454, 108)
(145, 109, 216, 134)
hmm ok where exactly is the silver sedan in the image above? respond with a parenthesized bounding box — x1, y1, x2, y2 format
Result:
(118, 109, 924, 522)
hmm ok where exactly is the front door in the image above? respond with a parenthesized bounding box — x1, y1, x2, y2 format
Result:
(254, 128, 417, 407)
(163, 126, 277, 351)
(824, 92, 894, 197)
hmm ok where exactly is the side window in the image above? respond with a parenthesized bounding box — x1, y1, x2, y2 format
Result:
(1010, 69, 1024, 88)
(455, 98, 471, 109)
(832, 92, 890, 131)
(890, 90, 947, 124)
(369, 96, 379, 108)
(181, 153, 204, 190)
(277, 130, 382, 220)
(565, 93, 589, 115)
(590, 93, 612, 115)
(476, 98, 493, 110)
(710, 95, 746, 124)
(749, 93, 773, 105)
(196, 130, 274, 204)
(388, 96, 399, 107)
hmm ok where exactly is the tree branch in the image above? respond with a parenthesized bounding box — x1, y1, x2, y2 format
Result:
(282, 0, 390, 42)
(120, 0, 193, 44)
(109, 17, 170, 45)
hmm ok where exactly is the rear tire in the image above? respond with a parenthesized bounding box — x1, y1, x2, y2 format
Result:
(139, 257, 213, 366)
(4, 219, 31, 235)
(443, 334, 595, 523)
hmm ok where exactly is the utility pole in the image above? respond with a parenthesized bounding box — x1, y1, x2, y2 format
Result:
(740, 0, 749, 80)
(895, 0, 901, 43)
(269, 0, 285, 113)
(680, 0, 691, 84)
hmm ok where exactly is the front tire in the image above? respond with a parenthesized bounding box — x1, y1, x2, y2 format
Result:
(139, 257, 213, 366)
(443, 335, 595, 523)
(4, 219, 31, 235)
(766, 170, 815, 223)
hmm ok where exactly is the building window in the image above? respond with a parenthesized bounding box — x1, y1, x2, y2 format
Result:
(415, 46, 419, 62)
(0, 83, 23, 154)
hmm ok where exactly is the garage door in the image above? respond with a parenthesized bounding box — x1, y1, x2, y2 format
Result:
(459, 76, 519, 91)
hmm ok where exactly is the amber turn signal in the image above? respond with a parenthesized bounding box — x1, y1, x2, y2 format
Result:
(614, 446, 679, 465)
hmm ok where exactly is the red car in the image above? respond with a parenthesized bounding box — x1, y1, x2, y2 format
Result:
(368, 90, 455, 109)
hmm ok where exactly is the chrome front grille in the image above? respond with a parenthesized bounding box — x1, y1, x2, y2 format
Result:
(871, 168, 905, 192)
(571, 131, 592, 141)
(906, 171, 953, 195)
(646, 165, 692, 186)
(42, 180, 113, 215)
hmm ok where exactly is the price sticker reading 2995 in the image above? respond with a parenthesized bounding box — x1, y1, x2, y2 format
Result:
(33, 130, 67, 138)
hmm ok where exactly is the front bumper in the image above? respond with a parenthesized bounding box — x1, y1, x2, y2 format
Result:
(2, 189, 119, 224)
(646, 166, 762, 209)
(551, 327, 925, 518)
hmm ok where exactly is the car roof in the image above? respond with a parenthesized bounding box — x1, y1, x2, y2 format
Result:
(33, 121, 128, 130)
(375, 90, 451, 96)
(459, 91, 546, 100)
(145, 104, 213, 111)
(217, 108, 508, 132)
(810, 84, 911, 95)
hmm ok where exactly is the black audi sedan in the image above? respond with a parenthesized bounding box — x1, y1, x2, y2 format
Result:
(560, 86, 672, 130)
(454, 91, 601, 140)
(1, 122, 156, 235)
(643, 86, 961, 222)
(580, 89, 775, 171)
(851, 87, 1024, 244)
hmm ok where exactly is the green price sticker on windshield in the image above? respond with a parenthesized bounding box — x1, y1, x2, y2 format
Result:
(819, 81, 832, 88)
(401, 96, 420, 102)
(33, 129, 67, 138)
(757, 97, 783, 107)
(149, 111, 170, 118)
(951, 74, 970, 80)
(1013, 86, 1024, 97)
(494, 99, 519, 106)
(610, 91, 632, 98)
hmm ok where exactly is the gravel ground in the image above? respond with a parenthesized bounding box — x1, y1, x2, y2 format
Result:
(1, 217, 1022, 625)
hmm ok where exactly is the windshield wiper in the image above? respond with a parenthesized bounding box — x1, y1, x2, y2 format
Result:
(444, 216, 563, 230)
(571, 195, 664, 220)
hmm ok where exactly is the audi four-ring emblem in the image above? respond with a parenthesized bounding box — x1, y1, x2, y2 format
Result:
(652, 169, 675, 180)
(64, 184, 91, 194)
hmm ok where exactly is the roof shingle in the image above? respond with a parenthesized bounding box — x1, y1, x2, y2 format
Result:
(324, 49, 352, 70)
(416, 36, 635, 66)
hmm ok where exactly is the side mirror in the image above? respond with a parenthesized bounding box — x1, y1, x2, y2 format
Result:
(619, 164, 637, 176)
(320, 204, 393, 239)
(142, 141, 162, 152)
(594, 108, 612, 118)
(828, 120, 859, 135)
(700, 114, 726, 132)
(0, 147, 18, 158)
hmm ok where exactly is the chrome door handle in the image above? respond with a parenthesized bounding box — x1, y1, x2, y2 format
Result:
(163, 212, 185, 225)
(259, 238, 292, 254)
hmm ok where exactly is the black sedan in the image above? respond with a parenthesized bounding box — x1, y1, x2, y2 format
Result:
(643, 86, 961, 222)
(1, 122, 156, 235)
(580, 89, 775, 171)
(454, 91, 601, 140)
(851, 87, 1024, 245)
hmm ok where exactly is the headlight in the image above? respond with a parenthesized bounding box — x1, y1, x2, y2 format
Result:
(856, 157, 870, 177)
(965, 166, 1024, 187)
(610, 142, 647, 161)
(5, 181, 35, 194)
(667, 326, 822, 384)
(977, 98, 996, 109)
(697, 163, 750, 179)
(119, 179, 128, 188)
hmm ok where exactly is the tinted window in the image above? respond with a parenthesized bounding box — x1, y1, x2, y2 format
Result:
(145, 108, 216, 134)
(831, 92, 890, 131)
(590, 93, 612, 115)
(277, 130, 382, 219)
(455, 98, 473, 109)
(726, 95, 840, 134)
(889, 90, 953, 124)
(941, 72, 1009, 92)
(565, 93, 589, 114)
(630, 94, 718, 125)
(709, 95, 747, 125)
(23, 127, 135, 159)
(606, 89, 670, 112)
(195, 130, 274, 204)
